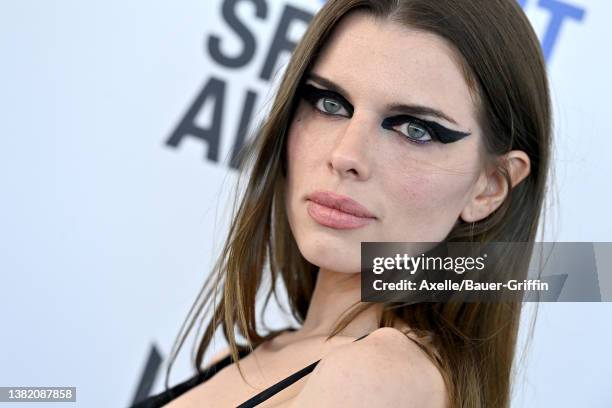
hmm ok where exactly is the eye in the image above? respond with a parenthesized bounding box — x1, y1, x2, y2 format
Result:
(315, 97, 350, 116)
(395, 121, 433, 144)
(381, 115, 443, 145)
(298, 83, 353, 118)
(382, 114, 472, 145)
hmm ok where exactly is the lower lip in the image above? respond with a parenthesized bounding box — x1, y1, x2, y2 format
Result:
(306, 200, 375, 230)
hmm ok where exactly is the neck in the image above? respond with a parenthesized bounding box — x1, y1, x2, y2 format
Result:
(299, 267, 383, 338)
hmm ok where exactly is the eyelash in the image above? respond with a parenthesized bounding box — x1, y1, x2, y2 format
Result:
(298, 83, 436, 145)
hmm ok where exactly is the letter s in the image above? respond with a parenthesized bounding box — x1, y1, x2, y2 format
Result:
(207, 0, 268, 68)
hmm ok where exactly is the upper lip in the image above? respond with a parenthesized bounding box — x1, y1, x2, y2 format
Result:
(306, 190, 376, 219)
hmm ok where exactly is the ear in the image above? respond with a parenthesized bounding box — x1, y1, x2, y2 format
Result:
(460, 150, 531, 223)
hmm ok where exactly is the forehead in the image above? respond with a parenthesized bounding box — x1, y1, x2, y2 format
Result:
(311, 11, 478, 129)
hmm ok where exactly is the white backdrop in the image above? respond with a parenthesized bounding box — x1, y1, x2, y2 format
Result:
(1, 0, 611, 407)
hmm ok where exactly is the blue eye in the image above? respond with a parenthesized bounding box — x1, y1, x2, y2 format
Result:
(400, 122, 433, 143)
(316, 97, 350, 116)
(381, 115, 471, 145)
(381, 115, 439, 145)
(299, 83, 353, 118)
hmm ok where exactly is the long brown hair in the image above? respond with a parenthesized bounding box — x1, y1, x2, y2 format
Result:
(166, 1, 551, 407)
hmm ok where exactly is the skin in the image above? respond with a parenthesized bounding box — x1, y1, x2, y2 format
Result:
(166, 11, 530, 408)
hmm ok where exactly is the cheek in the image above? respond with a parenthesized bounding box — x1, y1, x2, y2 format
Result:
(380, 146, 480, 238)
(398, 166, 475, 208)
(286, 110, 307, 187)
(285, 106, 320, 218)
(286, 105, 317, 171)
(285, 104, 332, 193)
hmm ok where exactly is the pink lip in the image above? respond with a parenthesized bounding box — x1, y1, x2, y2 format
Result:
(306, 191, 376, 230)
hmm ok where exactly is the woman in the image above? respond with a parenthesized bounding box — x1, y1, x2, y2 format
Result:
(133, 0, 550, 406)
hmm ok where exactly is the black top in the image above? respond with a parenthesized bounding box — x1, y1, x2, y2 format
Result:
(130, 332, 371, 408)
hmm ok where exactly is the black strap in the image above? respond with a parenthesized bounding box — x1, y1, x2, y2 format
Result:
(129, 347, 253, 408)
(236, 332, 370, 408)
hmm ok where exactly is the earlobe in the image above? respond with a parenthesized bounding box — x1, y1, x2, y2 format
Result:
(459, 150, 531, 223)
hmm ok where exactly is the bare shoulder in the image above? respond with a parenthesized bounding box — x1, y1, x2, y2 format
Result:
(290, 327, 448, 408)
(203, 346, 232, 369)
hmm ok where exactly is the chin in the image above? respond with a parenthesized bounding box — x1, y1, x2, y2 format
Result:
(298, 238, 362, 274)
(287, 200, 368, 274)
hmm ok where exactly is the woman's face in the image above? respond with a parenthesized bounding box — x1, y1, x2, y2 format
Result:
(285, 12, 487, 274)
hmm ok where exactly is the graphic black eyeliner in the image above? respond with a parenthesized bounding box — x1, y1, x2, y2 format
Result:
(381, 115, 471, 144)
(299, 83, 354, 116)
(299, 83, 471, 144)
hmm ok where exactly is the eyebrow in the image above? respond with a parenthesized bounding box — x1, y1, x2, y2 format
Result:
(305, 72, 460, 126)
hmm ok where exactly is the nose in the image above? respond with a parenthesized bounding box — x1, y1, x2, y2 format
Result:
(328, 114, 374, 180)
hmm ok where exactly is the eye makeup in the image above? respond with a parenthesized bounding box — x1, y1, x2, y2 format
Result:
(381, 115, 471, 144)
(296, 81, 471, 144)
(299, 82, 354, 117)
